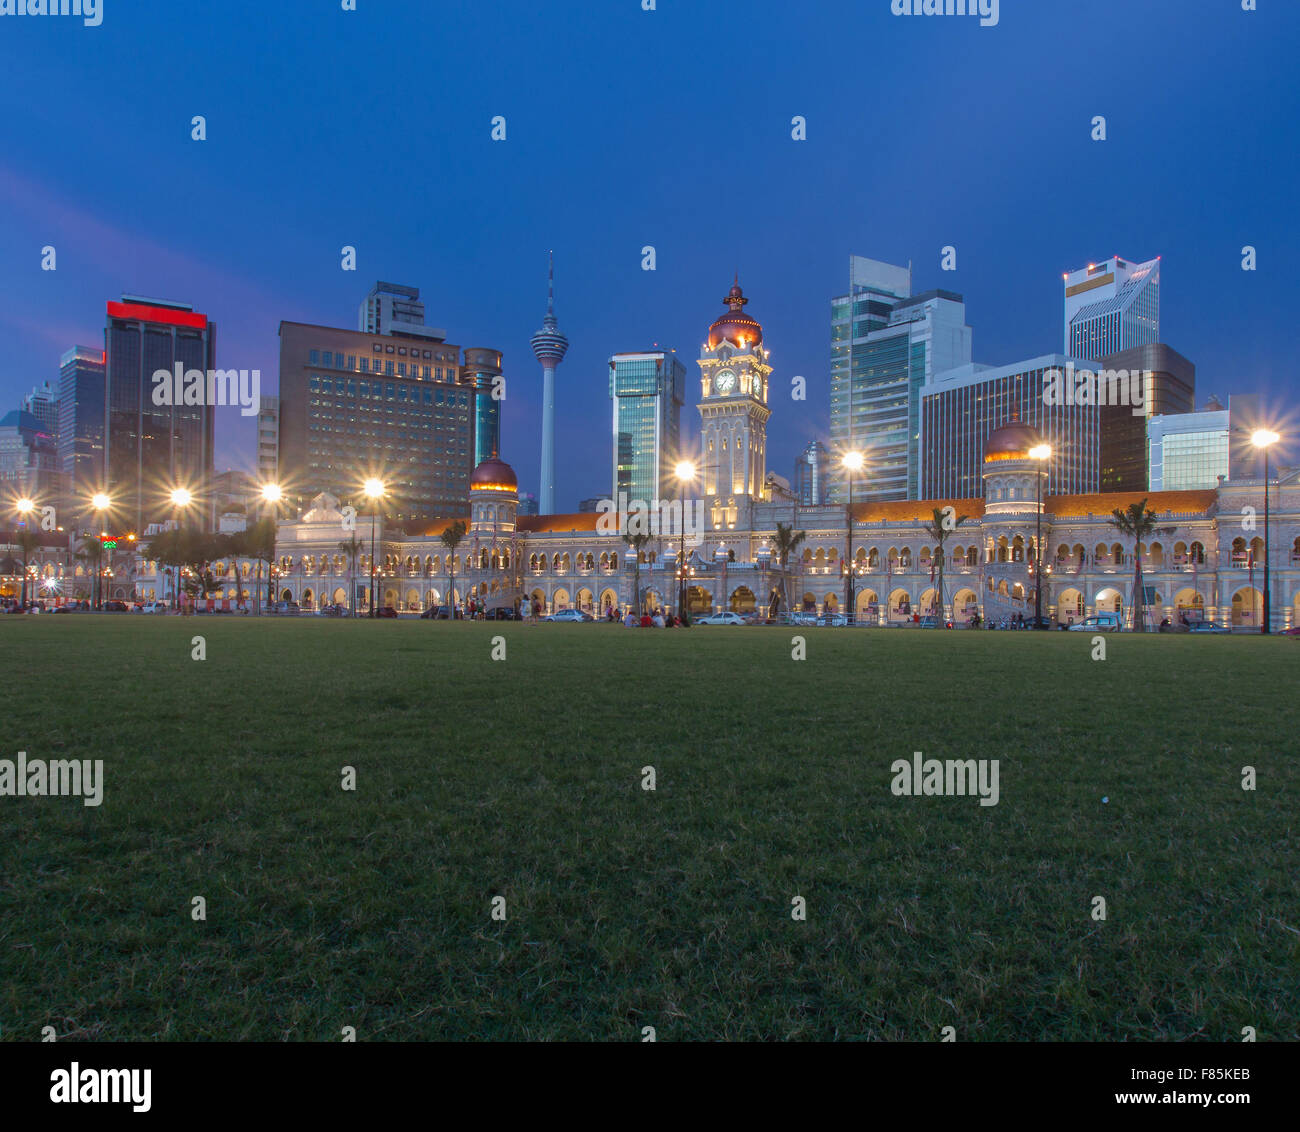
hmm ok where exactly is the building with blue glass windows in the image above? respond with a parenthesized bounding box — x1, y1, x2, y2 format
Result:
(608, 349, 686, 506)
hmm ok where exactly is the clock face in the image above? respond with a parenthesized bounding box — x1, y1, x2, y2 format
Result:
(714, 370, 736, 394)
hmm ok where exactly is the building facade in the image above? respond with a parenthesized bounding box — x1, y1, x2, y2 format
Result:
(276, 320, 475, 523)
(358, 281, 447, 342)
(1064, 255, 1161, 360)
(58, 345, 106, 512)
(104, 296, 217, 532)
(1096, 342, 1195, 492)
(609, 349, 686, 506)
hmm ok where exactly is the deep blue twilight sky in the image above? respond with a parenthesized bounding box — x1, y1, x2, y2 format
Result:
(1, 0, 1296, 508)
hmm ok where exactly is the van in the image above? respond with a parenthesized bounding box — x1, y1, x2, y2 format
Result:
(1067, 613, 1123, 632)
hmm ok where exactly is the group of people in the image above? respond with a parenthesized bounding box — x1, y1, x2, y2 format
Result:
(623, 608, 686, 628)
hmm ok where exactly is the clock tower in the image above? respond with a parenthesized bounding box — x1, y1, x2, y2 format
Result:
(698, 277, 772, 514)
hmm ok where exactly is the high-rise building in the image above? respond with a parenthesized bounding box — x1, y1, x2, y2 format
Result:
(104, 296, 217, 532)
(1148, 406, 1229, 491)
(0, 409, 59, 498)
(530, 254, 568, 514)
(697, 278, 772, 526)
(517, 492, 539, 517)
(830, 256, 912, 501)
(58, 346, 106, 510)
(1096, 343, 1195, 492)
(794, 440, 828, 505)
(462, 348, 503, 467)
(1063, 255, 1160, 360)
(358, 282, 447, 342)
(22, 382, 60, 436)
(609, 349, 687, 505)
(257, 395, 279, 486)
(277, 320, 475, 522)
(831, 282, 972, 503)
(921, 354, 1101, 499)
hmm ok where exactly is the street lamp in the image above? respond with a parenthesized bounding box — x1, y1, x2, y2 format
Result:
(257, 483, 282, 615)
(1029, 444, 1051, 628)
(1252, 429, 1280, 634)
(91, 492, 111, 609)
(674, 461, 696, 620)
(169, 488, 193, 612)
(15, 498, 35, 609)
(364, 478, 385, 618)
(842, 451, 864, 622)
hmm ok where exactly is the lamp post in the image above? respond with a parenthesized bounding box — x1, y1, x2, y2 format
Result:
(1029, 444, 1051, 628)
(1251, 429, 1280, 634)
(674, 461, 696, 621)
(91, 493, 111, 609)
(364, 478, 385, 618)
(169, 488, 193, 612)
(15, 497, 35, 608)
(841, 451, 864, 622)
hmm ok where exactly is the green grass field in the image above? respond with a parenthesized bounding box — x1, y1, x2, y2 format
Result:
(1, 617, 1297, 1041)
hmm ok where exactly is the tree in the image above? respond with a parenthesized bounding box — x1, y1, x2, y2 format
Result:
(1108, 498, 1169, 632)
(621, 529, 652, 616)
(771, 521, 807, 615)
(241, 517, 278, 614)
(148, 528, 224, 611)
(338, 535, 364, 617)
(74, 532, 105, 607)
(923, 507, 969, 626)
(14, 527, 42, 607)
(440, 520, 467, 616)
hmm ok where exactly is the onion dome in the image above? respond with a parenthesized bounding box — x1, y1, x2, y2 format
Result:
(707, 275, 763, 349)
(470, 457, 518, 492)
(984, 406, 1042, 462)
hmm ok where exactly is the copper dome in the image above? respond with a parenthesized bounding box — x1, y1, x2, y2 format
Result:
(984, 411, 1043, 462)
(470, 457, 518, 491)
(707, 277, 763, 349)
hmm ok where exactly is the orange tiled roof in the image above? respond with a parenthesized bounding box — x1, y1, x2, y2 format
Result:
(1044, 490, 1217, 518)
(517, 513, 604, 534)
(850, 498, 986, 523)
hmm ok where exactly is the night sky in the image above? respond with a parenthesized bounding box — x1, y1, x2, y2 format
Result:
(1, 0, 1295, 508)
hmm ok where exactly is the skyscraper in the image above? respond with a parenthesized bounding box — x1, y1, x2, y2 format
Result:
(530, 254, 568, 514)
(22, 382, 60, 436)
(358, 282, 447, 342)
(58, 345, 106, 511)
(1063, 255, 1160, 360)
(104, 296, 216, 532)
(830, 269, 972, 503)
(1095, 342, 1195, 492)
(257, 395, 279, 486)
(277, 320, 475, 522)
(793, 440, 828, 505)
(462, 348, 504, 467)
(609, 349, 686, 505)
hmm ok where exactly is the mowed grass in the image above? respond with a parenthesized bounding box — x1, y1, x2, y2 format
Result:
(1, 617, 1297, 1042)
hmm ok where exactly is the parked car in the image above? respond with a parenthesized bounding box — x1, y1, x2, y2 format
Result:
(486, 607, 521, 620)
(102, 600, 129, 612)
(141, 601, 170, 614)
(542, 608, 593, 622)
(273, 601, 301, 615)
(697, 611, 746, 626)
(376, 605, 399, 619)
(1187, 620, 1232, 634)
(1067, 613, 1124, 632)
(817, 613, 849, 627)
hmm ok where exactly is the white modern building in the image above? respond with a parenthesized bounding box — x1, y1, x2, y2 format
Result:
(1064, 254, 1161, 360)
(1148, 406, 1230, 491)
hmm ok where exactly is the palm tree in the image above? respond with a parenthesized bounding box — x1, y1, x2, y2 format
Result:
(923, 507, 969, 626)
(1108, 498, 1169, 632)
(621, 529, 652, 616)
(770, 521, 807, 616)
(74, 532, 105, 607)
(440, 519, 467, 617)
(338, 535, 364, 617)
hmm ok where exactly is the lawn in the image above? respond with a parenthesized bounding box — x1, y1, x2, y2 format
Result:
(1, 617, 1297, 1041)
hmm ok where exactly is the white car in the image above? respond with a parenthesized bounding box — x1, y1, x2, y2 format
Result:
(696, 611, 745, 626)
(1067, 613, 1123, 632)
(141, 601, 170, 614)
(542, 608, 593, 622)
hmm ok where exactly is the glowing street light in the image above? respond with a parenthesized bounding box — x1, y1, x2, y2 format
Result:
(168, 487, 194, 611)
(674, 462, 696, 621)
(260, 482, 283, 504)
(842, 451, 864, 622)
(1252, 429, 1281, 634)
(1030, 444, 1052, 627)
(364, 478, 386, 618)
